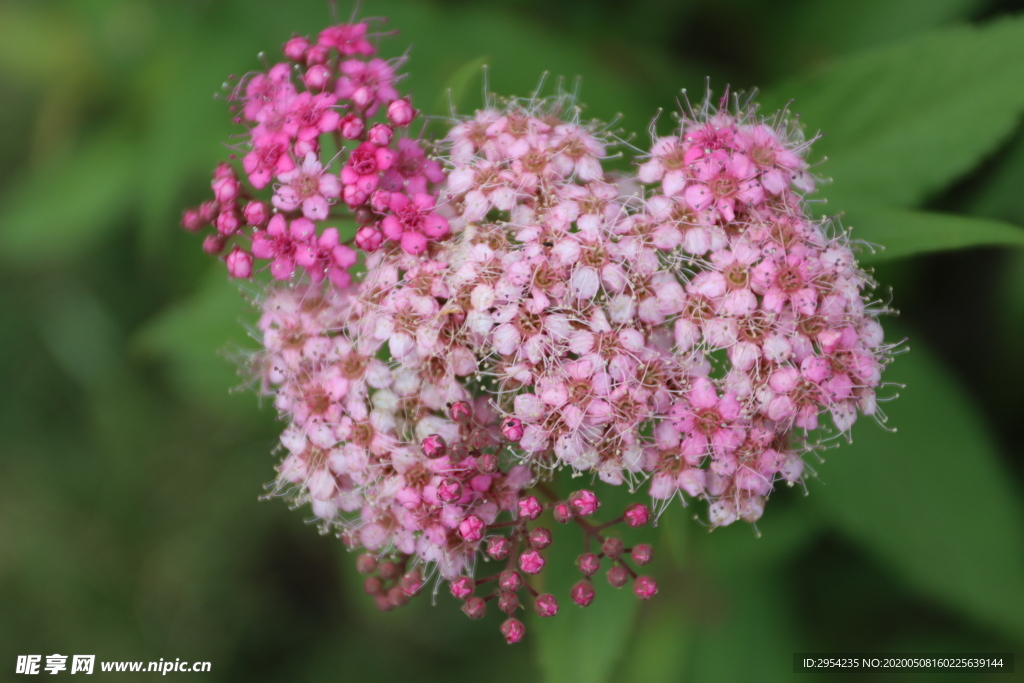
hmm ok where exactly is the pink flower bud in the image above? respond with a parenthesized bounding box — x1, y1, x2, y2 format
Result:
(569, 489, 600, 517)
(202, 234, 225, 255)
(501, 618, 526, 644)
(497, 590, 519, 614)
(570, 580, 595, 607)
(215, 210, 240, 236)
(226, 247, 253, 278)
(631, 543, 653, 566)
(624, 503, 651, 528)
(501, 417, 525, 442)
(449, 443, 470, 462)
(378, 562, 400, 581)
(449, 576, 474, 600)
(212, 174, 240, 203)
(354, 226, 383, 251)
(499, 569, 522, 592)
(338, 113, 364, 140)
(363, 576, 383, 595)
(607, 565, 628, 588)
(387, 98, 416, 126)
(400, 570, 423, 596)
(634, 576, 658, 600)
(518, 549, 545, 575)
(462, 596, 486, 620)
(283, 36, 310, 62)
(602, 537, 624, 560)
(528, 527, 552, 549)
(356, 554, 377, 574)
(450, 401, 472, 422)
(367, 123, 394, 146)
(577, 553, 600, 577)
(243, 200, 269, 226)
(476, 453, 497, 474)
(375, 594, 393, 612)
(459, 515, 484, 542)
(437, 478, 463, 502)
(553, 502, 574, 524)
(303, 64, 331, 90)
(388, 586, 410, 607)
(421, 434, 447, 458)
(305, 43, 330, 66)
(199, 200, 218, 223)
(181, 208, 204, 232)
(535, 594, 559, 618)
(518, 496, 542, 521)
(487, 536, 511, 560)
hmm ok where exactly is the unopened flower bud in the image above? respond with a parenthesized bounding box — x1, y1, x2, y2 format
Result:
(607, 565, 629, 588)
(497, 589, 519, 614)
(602, 537, 624, 560)
(387, 98, 416, 126)
(501, 417, 525, 442)
(305, 43, 330, 66)
(437, 478, 463, 502)
(378, 561, 400, 581)
(450, 401, 472, 422)
(571, 580, 595, 607)
(363, 576, 383, 595)
(449, 576, 474, 600)
(375, 594, 393, 612)
(499, 569, 522, 592)
(476, 453, 498, 474)
(535, 594, 559, 617)
(518, 549, 545, 575)
(354, 226, 383, 251)
(356, 553, 378, 574)
(338, 113, 364, 139)
(421, 434, 447, 458)
(569, 489, 600, 517)
(303, 64, 331, 90)
(243, 200, 269, 226)
(202, 234, 226, 255)
(215, 210, 241, 236)
(634, 576, 658, 600)
(181, 208, 204, 232)
(577, 553, 600, 577)
(518, 496, 542, 521)
(449, 443, 470, 463)
(459, 515, 484, 542)
(501, 618, 526, 644)
(553, 502, 574, 524)
(487, 536, 511, 560)
(624, 503, 651, 528)
(367, 123, 394, 146)
(631, 543, 653, 566)
(462, 596, 486, 619)
(283, 35, 310, 62)
(226, 247, 252, 278)
(388, 585, 410, 607)
(528, 527, 552, 549)
(399, 570, 423, 596)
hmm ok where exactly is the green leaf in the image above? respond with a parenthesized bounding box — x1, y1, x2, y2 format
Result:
(844, 207, 1024, 264)
(132, 265, 256, 416)
(813, 323, 1024, 640)
(765, 16, 1024, 212)
(0, 129, 136, 264)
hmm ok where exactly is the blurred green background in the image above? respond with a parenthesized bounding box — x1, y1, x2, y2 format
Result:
(2, 0, 1024, 680)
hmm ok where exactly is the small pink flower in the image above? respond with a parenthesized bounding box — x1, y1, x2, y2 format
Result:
(273, 153, 341, 220)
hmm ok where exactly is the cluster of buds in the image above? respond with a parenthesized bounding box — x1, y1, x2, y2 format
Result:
(183, 17, 894, 644)
(181, 19, 447, 288)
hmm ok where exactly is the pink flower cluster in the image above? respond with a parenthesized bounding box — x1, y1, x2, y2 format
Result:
(182, 20, 448, 287)
(182, 17, 894, 645)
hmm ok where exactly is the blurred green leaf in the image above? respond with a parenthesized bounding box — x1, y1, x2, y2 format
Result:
(813, 323, 1024, 640)
(132, 265, 255, 416)
(847, 207, 1024, 264)
(0, 129, 135, 264)
(765, 16, 1024, 213)
(616, 599, 691, 683)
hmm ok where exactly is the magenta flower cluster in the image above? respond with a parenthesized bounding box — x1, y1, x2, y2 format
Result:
(182, 20, 447, 289)
(183, 18, 893, 644)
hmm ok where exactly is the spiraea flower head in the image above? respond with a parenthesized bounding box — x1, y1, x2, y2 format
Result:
(183, 16, 895, 644)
